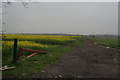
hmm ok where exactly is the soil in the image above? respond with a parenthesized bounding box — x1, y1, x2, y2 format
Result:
(28, 38, 119, 78)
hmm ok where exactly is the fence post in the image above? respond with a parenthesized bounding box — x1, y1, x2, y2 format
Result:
(13, 39, 17, 64)
(93, 34, 95, 39)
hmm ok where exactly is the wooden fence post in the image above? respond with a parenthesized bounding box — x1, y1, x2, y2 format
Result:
(13, 39, 17, 63)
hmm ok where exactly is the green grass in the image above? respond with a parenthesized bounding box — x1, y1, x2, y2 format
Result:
(2, 35, 83, 78)
(91, 38, 119, 48)
(3, 46, 72, 78)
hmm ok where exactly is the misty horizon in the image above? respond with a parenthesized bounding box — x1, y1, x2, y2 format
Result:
(2, 2, 118, 35)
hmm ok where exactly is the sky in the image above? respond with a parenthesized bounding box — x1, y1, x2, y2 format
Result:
(2, 2, 118, 35)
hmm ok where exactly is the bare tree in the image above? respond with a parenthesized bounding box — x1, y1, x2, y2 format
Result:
(1, 0, 28, 38)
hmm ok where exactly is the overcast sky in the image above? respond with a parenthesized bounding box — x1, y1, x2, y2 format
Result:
(2, 2, 118, 35)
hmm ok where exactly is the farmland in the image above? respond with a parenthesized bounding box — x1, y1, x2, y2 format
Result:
(2, 34, 119, 78)
(91, 37, 119, 48)
(2, 34, 82, 77)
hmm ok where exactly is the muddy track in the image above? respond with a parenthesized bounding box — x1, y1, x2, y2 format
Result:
(28, 38, 119, 78)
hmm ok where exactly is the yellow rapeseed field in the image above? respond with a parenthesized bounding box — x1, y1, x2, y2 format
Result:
(2, 41, 48, 48)
(2, 34, 80, 51)
(4, 34, 79, 41)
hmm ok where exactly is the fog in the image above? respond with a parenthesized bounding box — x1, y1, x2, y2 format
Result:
(2, 2, 118, 35)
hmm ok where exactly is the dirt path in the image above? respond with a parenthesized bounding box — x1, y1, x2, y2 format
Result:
(29, 38, 119, 78)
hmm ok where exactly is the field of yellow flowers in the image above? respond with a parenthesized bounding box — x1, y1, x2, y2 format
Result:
(2, 34, 82, 77)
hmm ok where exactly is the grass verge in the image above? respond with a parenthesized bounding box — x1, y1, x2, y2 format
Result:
(91, 38, 119, 48)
